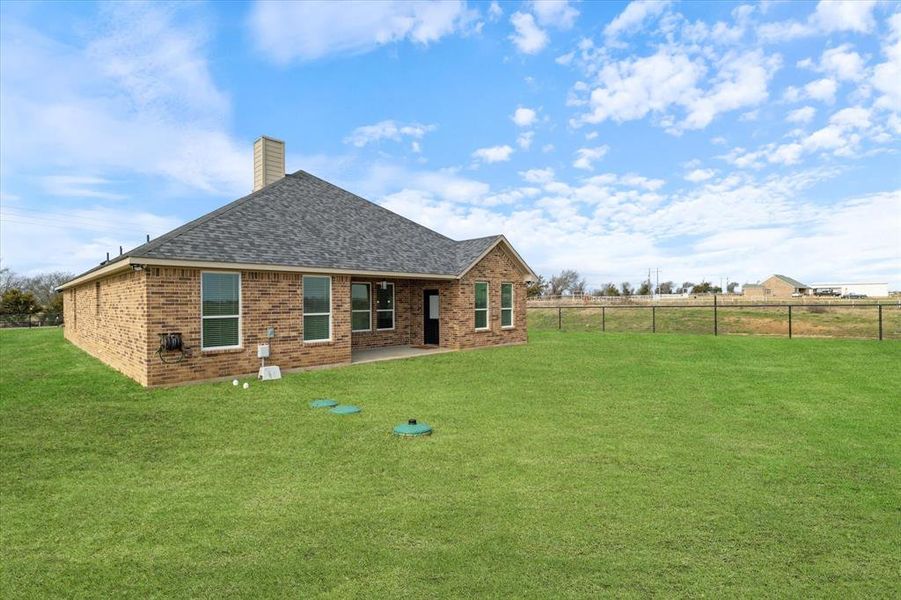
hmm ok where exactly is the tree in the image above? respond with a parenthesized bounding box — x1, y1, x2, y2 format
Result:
(678, 281, 695, 294)
(1, 289, 39, 315)
(571, 277, 588, 296)
(20, 271, 72, 308)
(548, 269, 581, 296)
(656, 281, 674, 294)
(637, 281, 652, 296)
(727, 282, 739, 294)
(526, 275, 547, 298)
(692, 281, 721, 294)
(596, 282, 619, 296)
(0, 266, 22, 295)
(620, 281, 633, 296)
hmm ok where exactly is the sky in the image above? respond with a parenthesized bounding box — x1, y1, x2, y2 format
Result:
(1, 0, 899, 290)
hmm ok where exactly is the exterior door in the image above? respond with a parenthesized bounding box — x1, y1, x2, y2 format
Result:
(423, 290, 439, 345)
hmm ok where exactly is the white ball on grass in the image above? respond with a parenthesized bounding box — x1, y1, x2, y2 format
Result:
(232, 379, 239, 386)
(243, 382, 249, 390)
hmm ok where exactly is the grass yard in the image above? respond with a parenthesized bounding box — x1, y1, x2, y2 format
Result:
(1, 328, 899, 597)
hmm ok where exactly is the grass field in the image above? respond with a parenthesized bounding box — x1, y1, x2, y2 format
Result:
(1, 328, 899, 597)
(529, 303, 901, 339)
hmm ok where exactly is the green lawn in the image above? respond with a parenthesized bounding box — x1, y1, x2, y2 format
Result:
(1, 328, 899, 598)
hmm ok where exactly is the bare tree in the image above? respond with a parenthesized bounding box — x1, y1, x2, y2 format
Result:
(548, 269, 581, 296)
(620, 281, 634, 296)
(571, 277, 588, 295)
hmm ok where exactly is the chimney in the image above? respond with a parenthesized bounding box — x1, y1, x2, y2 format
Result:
(253, 135, 285, 191)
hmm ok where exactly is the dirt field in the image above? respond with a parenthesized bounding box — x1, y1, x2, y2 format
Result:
(528, 304, 901, 340)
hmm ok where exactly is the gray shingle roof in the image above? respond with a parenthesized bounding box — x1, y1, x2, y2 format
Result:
(74, 171, 508, 279)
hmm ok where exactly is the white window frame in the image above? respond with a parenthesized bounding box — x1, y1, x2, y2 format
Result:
(351, 282, 372, 333)
(302, 275, 332, 343)
(474, 281, 490, 331)
(201, 271, 242, 351)
(501, 282, 514, 329)
(376, 282, 395, 331)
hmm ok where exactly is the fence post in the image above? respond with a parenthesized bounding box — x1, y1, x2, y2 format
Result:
(601, 306, 606, 332)
(558, 306, 562, 330)
(652, 306, 656, 333)
(713, 295, 718, 336)
(788, 305, 792, 339)
(878, 304, 883, 341)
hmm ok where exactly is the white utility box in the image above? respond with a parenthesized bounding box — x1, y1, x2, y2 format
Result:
(257, 344, 270, 358)
(258, 365, 281, 380)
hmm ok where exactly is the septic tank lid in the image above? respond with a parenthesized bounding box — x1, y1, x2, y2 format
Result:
(393, 420, 432, 437)
(309, 398, 338, 408)
(330, 404, 361, 414)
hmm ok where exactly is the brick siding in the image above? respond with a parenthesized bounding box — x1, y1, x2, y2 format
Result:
(63, 243, 529, 386)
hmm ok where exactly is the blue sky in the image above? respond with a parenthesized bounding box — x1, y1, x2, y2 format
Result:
(1, 0, 899, 289)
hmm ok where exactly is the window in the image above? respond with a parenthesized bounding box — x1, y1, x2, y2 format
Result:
(201, 272, 241, 350)
(501, 283, 514, 328)
(351, 283, 371, 332)
(376, 282, 395, 330)
(474, 281, 489, 330)
(303, 275, 331, 342)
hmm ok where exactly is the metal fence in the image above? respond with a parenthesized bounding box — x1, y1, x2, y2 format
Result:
(528, 301, 901, 341)
(0, 312, 64, 328)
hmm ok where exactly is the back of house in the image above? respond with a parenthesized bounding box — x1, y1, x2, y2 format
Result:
(59, 136, 535, 386)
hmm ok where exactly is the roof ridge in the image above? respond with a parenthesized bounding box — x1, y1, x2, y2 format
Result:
(290, 170, 457, 243)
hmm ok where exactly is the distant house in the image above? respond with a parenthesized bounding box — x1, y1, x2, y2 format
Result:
(743, 275, 810, 298)
(58, 136, 536, 387)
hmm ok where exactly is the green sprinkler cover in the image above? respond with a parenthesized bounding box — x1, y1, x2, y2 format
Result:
(330, 404, 362, 415)
(393, 422, 432, 437)
(309, 399, 338, 408)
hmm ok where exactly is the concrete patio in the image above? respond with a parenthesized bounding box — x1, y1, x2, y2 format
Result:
(351, 345, 451, 365)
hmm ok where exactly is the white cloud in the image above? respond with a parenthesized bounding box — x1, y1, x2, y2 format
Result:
(344, 120, 436, 147)
(509, 11, 549, 54)
(604, 1, 672, 44)
(573, 46, 780, 133)
(684, 168, 715, 182)
(812, 0, 877, 34)
(472, 144, 514, 163)
(488, 1, 503, 21)
(520, 167, 555, 183)
(0, 204, 182, 274)
(530, 0, 579, 30)
(872, 13, 901, 111)
(787, 106, 817, 123)
(573, 146, 610, 170)
(758, 0, 878, 42)
(517, 131, 535, 150)
(248, 0, 475, 63)
(819, 44, 867, 81)
(804, 78, 838, 103)
(40, 176, 126, 200)
(0, 4, 248, 194)
(512, 107, 538, 127)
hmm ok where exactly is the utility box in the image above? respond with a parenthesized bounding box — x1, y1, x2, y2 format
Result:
(257, 344, 270, 358)
(258, 366, 281, 380)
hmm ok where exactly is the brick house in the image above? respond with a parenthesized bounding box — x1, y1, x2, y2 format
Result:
(59, 136, 536, 387)
(743, 274, 810, 298)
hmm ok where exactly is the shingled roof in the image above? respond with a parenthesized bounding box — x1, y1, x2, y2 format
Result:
(769, 274, 809, 289)
(62, 170, 532, 287)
